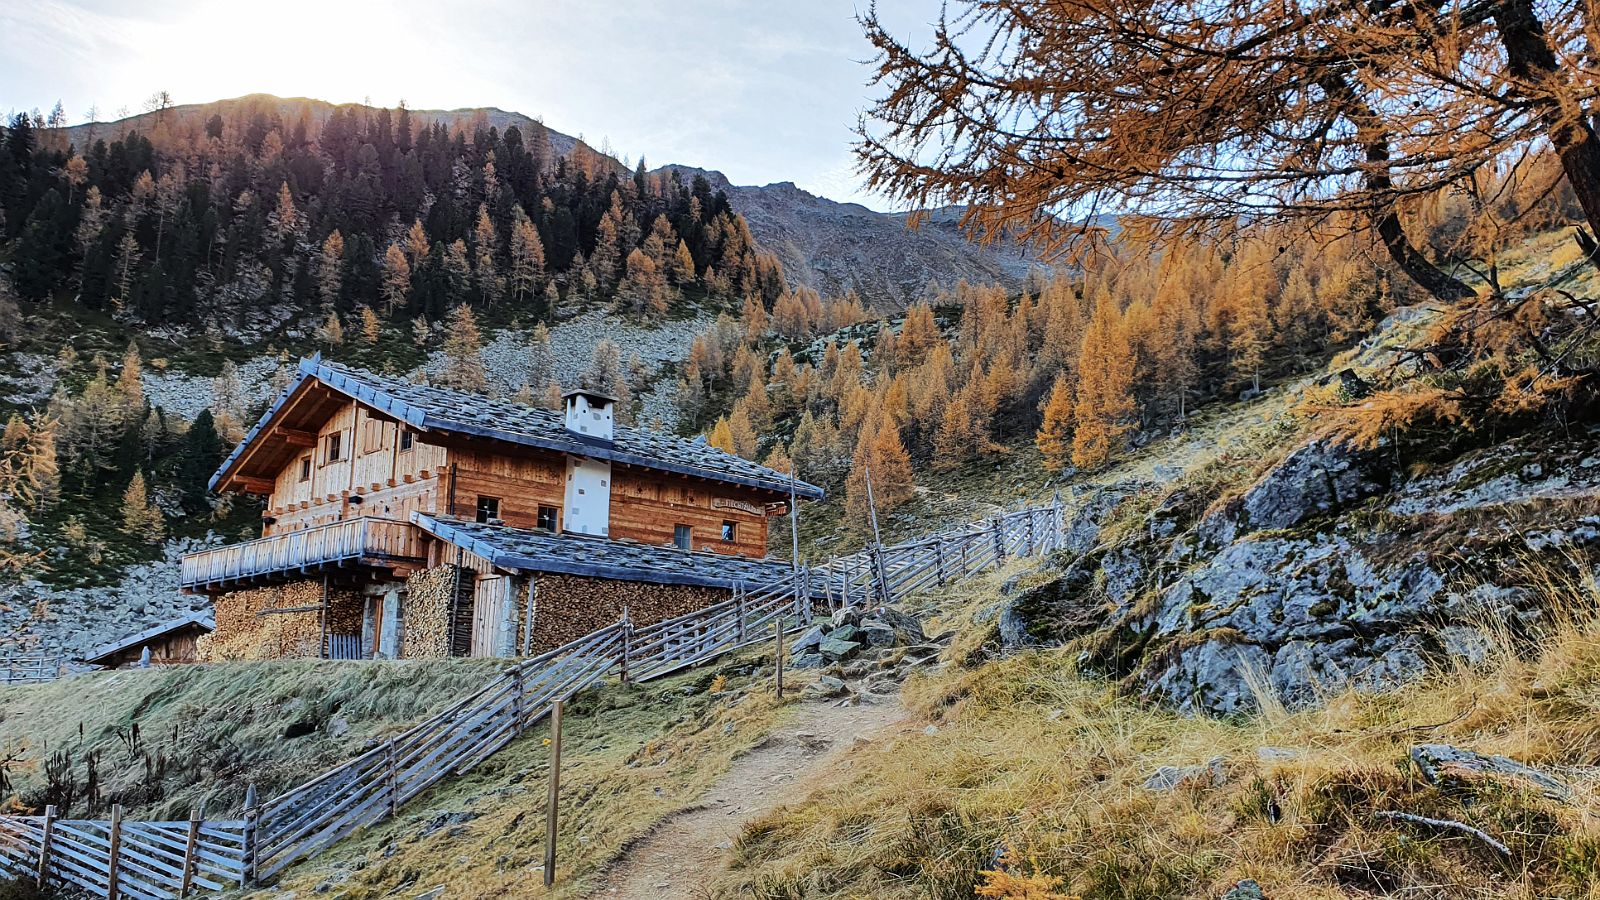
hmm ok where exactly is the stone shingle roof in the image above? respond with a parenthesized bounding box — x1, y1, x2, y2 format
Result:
(81, 612, 215, 666)
(213, 356, 822, 499)
(413, 514, 805, 591)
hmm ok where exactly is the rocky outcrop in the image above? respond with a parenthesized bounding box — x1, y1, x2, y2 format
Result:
(1001, 433, 1600, 716)
(1198, 438, 1391, 548)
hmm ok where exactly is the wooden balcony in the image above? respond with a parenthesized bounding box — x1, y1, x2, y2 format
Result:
(181, 517, 426, 592)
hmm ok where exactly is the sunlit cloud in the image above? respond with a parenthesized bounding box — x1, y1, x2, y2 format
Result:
(2, 0, 930, 209)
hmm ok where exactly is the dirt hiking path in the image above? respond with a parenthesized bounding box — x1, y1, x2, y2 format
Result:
(588, 687, 908, 899)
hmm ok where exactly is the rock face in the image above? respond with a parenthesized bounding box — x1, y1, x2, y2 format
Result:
(1006, 434, 1600, 715)
(654, 167, 1047, 307)
(4, 538, 214, 661)
(1198, 438, 1390, 547)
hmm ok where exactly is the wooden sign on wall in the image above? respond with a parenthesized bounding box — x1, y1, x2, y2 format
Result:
(711, 497, 763, 516)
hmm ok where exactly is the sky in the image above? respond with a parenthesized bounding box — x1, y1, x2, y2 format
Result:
(0, 0, 937, 210)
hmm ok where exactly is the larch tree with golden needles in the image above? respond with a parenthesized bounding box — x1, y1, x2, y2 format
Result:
(121, 470, 164, 543)
(1035, 374, 1075, 471)
(845, 408, 915, 521)
(858, 0, 1600, 305)
(381, 242, 411, 315)
(441, 304, 488, 394)
(1072, 290, 1137, 469)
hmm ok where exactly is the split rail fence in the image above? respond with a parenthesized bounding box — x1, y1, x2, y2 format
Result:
(0, 653, 68, 685)
(0, 502, 1064, 898)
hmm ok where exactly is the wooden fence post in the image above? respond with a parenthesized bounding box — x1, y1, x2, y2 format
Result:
(619, 609, 632, 685)
(935, 541, 946, 585)
(180, 806, 201, 898)
(242, 782, 258, 887)
(543, 700, 564, 888)
(992, 517, 1006, 567)
(1025, 511, 1035, 556)
(34, 804, 55, 889)
(385, 738, 399, 819)
(106, 804, 124, 900)
(775, 618, 786, 699)
(511, 668, 525, 734)
(735, 584, 746, 644)
(871, 546, 892, 606)
(1052, 490, 1065, 550)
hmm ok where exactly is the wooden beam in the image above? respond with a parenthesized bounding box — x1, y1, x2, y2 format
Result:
(278, 428, 317, 448)
(236, 476, 275, 495)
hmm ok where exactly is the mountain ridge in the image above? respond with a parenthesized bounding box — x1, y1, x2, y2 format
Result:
(55, 94, 1046, 305)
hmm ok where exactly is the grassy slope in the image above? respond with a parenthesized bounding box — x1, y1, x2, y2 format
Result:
(706, 564, 1600, 900)
(245, 648, 794, 899)
(0, 658, 510, 821)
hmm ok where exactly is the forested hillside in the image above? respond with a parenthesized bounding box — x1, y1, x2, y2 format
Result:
(1, 95, 778, 332)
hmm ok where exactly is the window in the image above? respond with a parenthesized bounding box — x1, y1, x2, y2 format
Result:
(537, 506, 559, 532)
(721, 520, 737, 543)
(399, 429, 414, 452)
(476, 496, 501, 524)
(673, 524, 692, 550)
(325, 432, 343, 462)
(298, 456, 312, 483)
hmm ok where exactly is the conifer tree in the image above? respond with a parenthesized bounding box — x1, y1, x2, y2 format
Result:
(1072, 291, 1137, 469)
(1035, 374, 1075, 471)
(318, 309, 345, 346)
(726, 404, 759, 459)
(404, 219, 429, 266)
(116, 342, 144, 416)
(381, 243, 411, 315)
(508, 203, 545, 304)
(707, 416, 736, 454)
(845, 409, 915, 521)
(585, 339, 634, 424)
(359, 306, 381, 345)
(671, 239, 697, 285)
(317, 230, 345, 309)
(120, 470, 164, 542)
(441, 304, 488, 393)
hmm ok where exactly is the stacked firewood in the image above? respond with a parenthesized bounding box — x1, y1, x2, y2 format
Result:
(523, 574, 727, 654)
(403, 566, 458, 659)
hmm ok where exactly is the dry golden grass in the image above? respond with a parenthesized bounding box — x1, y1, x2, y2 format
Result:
(705, 565, 1600, 900)
(0, 658, 510, 820)
(251, 650, 798, 899)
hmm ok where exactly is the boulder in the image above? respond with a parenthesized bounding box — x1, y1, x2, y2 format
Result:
(1143, 756, 1228, 791)
(1411, 744, 1571, 802)
(1222, 880, 1267, 900)
(790, 625, 826, 654)
(831, 607, 863, 629)
(801, 676, 848, 700)
(859, 624, 898, 648)
(829, 624, 863, 645)
(819, 638, 863, 661)
(791, 653, 826, 669)
(863, 606, 926, 644)
(1201, 438, 1390, 545)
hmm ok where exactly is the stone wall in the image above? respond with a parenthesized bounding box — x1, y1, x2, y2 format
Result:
(521, 574, 729, 655)
(201, 580, 362, 662)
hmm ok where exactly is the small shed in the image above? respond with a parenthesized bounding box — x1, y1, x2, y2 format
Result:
(82, 612, 215, 669)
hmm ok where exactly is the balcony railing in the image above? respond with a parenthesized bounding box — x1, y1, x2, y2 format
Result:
(181, 517, 426, 590)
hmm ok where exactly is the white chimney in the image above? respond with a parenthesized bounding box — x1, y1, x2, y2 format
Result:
(562, 388, 616, 443)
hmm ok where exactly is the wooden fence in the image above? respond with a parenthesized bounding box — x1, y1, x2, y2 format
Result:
(818, 502, 1063, 608)
(0, 806, 250, 899)
(0, 654, 67, 685)
(2, 502, 1063, 897)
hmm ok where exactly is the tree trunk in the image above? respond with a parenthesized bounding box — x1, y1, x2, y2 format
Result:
(1322, 71, 1478, 301)
(1495, 0, 1600, 271)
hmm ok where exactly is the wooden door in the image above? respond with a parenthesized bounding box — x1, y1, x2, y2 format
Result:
(471, 576, 512, 657)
